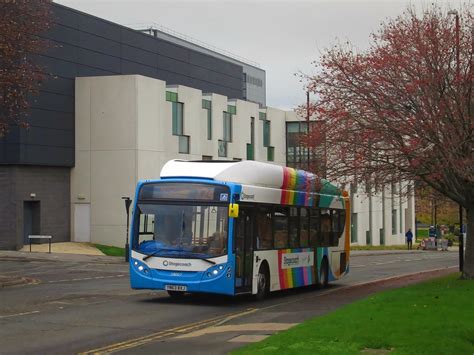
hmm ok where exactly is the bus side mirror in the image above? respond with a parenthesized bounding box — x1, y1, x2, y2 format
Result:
(229, 204, 239, 218)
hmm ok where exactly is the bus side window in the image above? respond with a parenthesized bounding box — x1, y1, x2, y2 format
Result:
(273, 207, 288, 249)
(321, 209, 331, 246)
(300, 208, 309, 248)
(289, 207, 299, 248)
(256, 207, 272, 250)
(309, 208, 320, 247)
(331, 209, 339, 246)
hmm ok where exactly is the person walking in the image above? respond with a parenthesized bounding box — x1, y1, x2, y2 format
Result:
(405, 228, 413, 250)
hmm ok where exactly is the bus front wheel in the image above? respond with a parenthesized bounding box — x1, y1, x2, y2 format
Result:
(319, 258, 329, 288)
(256, 265, 269, 301)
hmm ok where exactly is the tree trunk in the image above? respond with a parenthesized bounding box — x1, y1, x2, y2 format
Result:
(463, 205, 474, 279)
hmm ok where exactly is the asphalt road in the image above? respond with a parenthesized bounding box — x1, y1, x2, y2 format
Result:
(0, 250, 458, 354)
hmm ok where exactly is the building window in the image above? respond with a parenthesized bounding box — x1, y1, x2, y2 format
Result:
(179, 135, 189, 154)
(166, 91, 178, 102)
(218, 140, 227, 157)
(202, 99, 212, 140)
(227, 105, 237, 115)
(259, 111, 266, 120)
(263, 120, 270, 147)
(247, 117, 255, 160)
(172, 102, 183, 136)
(351, 213, 357, 243)
(392, 209, 397, 235)
(223, 112, 232, 142)
(267, 146, 274, 161)
(202, 155, 212, 160)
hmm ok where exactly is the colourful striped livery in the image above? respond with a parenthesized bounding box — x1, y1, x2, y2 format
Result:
(277, 248, 316, 289)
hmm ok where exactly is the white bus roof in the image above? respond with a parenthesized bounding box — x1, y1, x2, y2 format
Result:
(161, 160, 289, 189)
(160, 160, 345, 210)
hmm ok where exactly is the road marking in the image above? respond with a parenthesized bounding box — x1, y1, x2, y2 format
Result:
(47, 275, 125, 284)
(79, 265, 458, 354)
(176, 322, 297, 339)
(0, 310, 40, 319)
(79, 308, 258, 355)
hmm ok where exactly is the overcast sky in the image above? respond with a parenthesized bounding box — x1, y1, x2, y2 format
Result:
(55, 0, 460, 110)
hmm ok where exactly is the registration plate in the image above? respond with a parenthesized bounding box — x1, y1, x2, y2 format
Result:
(165, 285, 187, 291)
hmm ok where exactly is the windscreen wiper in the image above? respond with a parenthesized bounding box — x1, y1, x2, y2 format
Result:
(194, 256, 216, 265)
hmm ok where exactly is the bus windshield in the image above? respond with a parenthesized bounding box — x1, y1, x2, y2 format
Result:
(134, 203, 228, 258)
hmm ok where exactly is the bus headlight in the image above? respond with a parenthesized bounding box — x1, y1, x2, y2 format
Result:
(212, 269, 218, 275)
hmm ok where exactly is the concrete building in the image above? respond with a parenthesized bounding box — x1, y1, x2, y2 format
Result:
(72, 75, 414, 247)
(0, 3, 414, 250)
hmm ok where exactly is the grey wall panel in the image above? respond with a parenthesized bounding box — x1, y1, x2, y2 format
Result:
(0, 3, 244, 167)
(121, 60, 158, 78)
(77, 30, 121, 57)
(76, 14, 121, 42)
(75, 64, 116, 77)
(33, 54, 77, 78)
(39, 76, 75, 96)
(75, 47, 122, 72)
(121, 44, 158, 67)
(0, 166, 70, 250)
(24, 127, 73, 148)
(121, 28, 162, 52)
(31, 92, 74, 113)
(28, 110, 74, 131)
(22, 145, 74, 166)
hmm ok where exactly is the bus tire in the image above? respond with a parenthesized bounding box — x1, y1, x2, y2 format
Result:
(319, 257, 329, 288)
(256, 263, 269, 301)
(167, 290, 185, 298)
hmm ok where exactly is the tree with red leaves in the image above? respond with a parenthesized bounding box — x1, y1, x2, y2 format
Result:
(302, 5, 473, 278)
(0, 0, 52, 136)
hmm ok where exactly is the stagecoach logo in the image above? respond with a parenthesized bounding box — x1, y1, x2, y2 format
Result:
(162, 260, 192, 267)
(219, 193, 229, 202)
(241, 192, 255, 200)
(281, 252, 313, 269)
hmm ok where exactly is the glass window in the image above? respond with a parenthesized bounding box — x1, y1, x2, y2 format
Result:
(202, 100, 212, 140)
(263, 120, 270, 147)
(274, 207, 289, 248)
(172, 102, 183, 136)
(259, 112, 266, 120)
(223, 112, 232, 142)
(166, 91, 178, 102)
(139, 182, 229, 202)
(256, 208, 273, 249)
(134, 203, 228, 258)
(321, 209, 332, 246)
(267, 146, 274, 162)
(310, 208, 320, 247)
(289, 207, 299, 248)
(227, 105, 237, 115)
(300, 208, 309, 247)
(178, 135, 189, 154)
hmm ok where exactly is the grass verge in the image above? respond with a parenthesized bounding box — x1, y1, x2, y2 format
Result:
(351, 245, 409, 251)
(94, 244, 125, 257)
(234, 273, 474, 354)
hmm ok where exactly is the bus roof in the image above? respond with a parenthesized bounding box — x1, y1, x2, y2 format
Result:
(160, 160, 342, 198)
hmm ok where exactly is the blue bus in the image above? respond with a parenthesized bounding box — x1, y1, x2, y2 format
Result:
(130, 160, 350, 299)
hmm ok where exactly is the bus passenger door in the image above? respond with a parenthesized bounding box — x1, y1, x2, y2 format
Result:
(234, 208, 254, 293)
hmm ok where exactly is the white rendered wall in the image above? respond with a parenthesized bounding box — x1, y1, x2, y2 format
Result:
(73, 74, 415, 247)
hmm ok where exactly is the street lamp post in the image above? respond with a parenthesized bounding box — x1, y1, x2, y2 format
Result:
(448, 9, 463, 272)
(122, 196, 132, 262)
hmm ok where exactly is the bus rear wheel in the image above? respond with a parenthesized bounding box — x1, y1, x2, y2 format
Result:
(319, 258, 329, 288)
(256, 265, 269, 301)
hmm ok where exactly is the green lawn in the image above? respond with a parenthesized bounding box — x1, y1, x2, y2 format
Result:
(234, 274, 474, 354)
(351, 245, 408, 251)
(94, 244, 126, 257)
